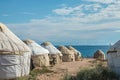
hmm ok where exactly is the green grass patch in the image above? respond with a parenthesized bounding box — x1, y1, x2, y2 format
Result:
(16, 67, 54, 80)
(16, 76, 29, 80)
(29, 67, 54, 80)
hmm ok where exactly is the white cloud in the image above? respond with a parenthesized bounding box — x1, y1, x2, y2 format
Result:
(7, 17, 120, 39)
(114, 30, 120, 32)
(6, 0, 120, 45)
(83, 0, 117, 4)
(53, 7, 74, 15)
(7, 16, 120, 45)
(53, 0, 120, 24)
(53, 4, 103, 16)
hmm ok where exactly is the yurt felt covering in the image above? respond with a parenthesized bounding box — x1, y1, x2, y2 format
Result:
(93, 50, 105, 60)
(23, 40, 50, 67)
(58, 46, 75, 62)
(67, 46, 81, 61)
(41, 42, 62, 64)
(107, 40, 120, 75)
(0, 23, 31, 79)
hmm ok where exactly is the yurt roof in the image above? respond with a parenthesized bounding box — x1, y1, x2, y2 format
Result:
(67, 46, 82, 56)
(68, 46, 79, 53)
(67, 46, 75, 50)
(41, 42, 62, 55)
(94, 49, 105, 59)
(58, 46, 73, 55)
(24, 40, 49, 55)
(41, 42, 51, 46)
(94, 50, 105, 55)
(0, 23, 31, 55)
(23, 39, 34, 44)
(108, 40, 120, 53)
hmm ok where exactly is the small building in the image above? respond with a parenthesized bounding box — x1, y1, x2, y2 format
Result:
(107, 40, 120, 75)
(23, 39, 50, 68)
(41, 42, 62, 65)
(0, 23, 31, 79)
(67, 46, 82, 61)
(93, 49, 105, 60)
(58, 46, 75, 62)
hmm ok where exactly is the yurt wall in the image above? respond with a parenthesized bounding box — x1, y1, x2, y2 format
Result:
(107, 40, 120, 75)
(31, 54, 49, 67)
(58, 46, 75, 62)
(108, 52, 120, 75)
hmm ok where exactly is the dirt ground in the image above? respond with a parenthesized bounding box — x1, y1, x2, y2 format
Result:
(36, 58, 107, 80)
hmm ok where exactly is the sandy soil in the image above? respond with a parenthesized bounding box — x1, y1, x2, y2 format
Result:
(36, 58, 106, 80)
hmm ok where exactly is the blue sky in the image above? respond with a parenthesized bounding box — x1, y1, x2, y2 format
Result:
(0, 0, 120, 45)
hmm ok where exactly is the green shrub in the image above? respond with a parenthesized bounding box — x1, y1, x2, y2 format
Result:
(39, 67, 54, 74)
(63, 64, 118, 80)
(62, 69, 72, 80)
(16, 76, 29, 80)
(29, 67, 53, 79)
(63, 74, 71, 80)
(10, 67, 54, 80)
(76, 64, 118, 80)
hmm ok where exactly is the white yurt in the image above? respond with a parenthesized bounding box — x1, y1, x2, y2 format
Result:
(67, 46, 82, 61)
(58, 46, 75, 62)
(107, 40, 120, 75)
(93, 49, 105, 60)
(23, 39, 50, 68)
(0, 23, 31, 79)
(41, 42, 62, 65)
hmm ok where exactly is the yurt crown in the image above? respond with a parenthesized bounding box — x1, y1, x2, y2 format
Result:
(58, 46, 65, 49)
(23, 40, 34, 44)
(0, 26, 2, 31)
(67, 46, 74, 50)
(0, 23, 5, 32)
(42, 42, 51, 46)
(58, 46, 69, 51)
(96, 50, 104, 54)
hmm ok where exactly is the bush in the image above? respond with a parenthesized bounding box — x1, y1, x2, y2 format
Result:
(11, 67, 54, 80)
(63, 74, 71, 80)
(76, 64, 118, 80)
(16, 76, 29, 80)
(29, 67, 53, 79)
(63, 64, 118, 80)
